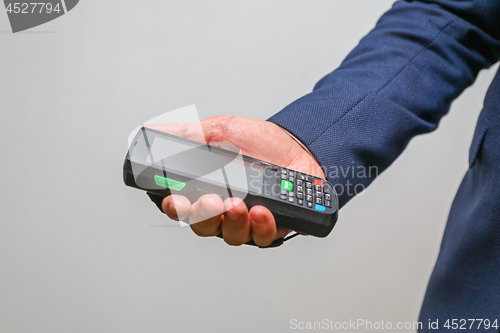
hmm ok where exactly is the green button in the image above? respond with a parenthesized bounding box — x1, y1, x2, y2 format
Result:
(281, 179, 293, 191)
(154, 175, 186, 191)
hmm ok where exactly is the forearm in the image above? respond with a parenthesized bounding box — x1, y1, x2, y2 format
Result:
(269, 0, 500, 208)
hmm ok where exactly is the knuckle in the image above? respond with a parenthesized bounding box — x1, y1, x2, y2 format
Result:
(211, 116, 235, 141)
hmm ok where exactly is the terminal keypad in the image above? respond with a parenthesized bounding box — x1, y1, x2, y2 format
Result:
(278, 168, 332, 212)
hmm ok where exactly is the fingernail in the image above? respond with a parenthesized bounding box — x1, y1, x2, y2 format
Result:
(251, 217, 264, 225)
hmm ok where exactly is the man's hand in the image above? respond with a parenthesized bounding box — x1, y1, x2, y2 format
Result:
(149, 116, 325, 247)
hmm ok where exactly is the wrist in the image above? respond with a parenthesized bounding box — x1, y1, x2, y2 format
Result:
(277, 125, 321, 163)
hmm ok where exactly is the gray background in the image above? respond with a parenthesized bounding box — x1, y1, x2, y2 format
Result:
(0, 1, 498, 332)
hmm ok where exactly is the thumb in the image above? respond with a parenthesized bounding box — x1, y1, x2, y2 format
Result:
(146, 122, 208, 144)
(146, 116, 230, 145)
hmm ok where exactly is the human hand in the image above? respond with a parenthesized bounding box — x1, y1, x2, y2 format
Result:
(149, 116, 325, 247)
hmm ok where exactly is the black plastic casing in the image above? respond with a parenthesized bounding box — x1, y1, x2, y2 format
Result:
(123, 128, 339, 237)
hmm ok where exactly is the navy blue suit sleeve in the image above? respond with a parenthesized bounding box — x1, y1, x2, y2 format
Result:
(268, 0, 500, 208)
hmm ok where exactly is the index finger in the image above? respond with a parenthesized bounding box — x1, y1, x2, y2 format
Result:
(162, 195, 192, 221)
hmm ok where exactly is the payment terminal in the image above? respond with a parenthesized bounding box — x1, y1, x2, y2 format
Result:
(123, 127, 339, 237)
